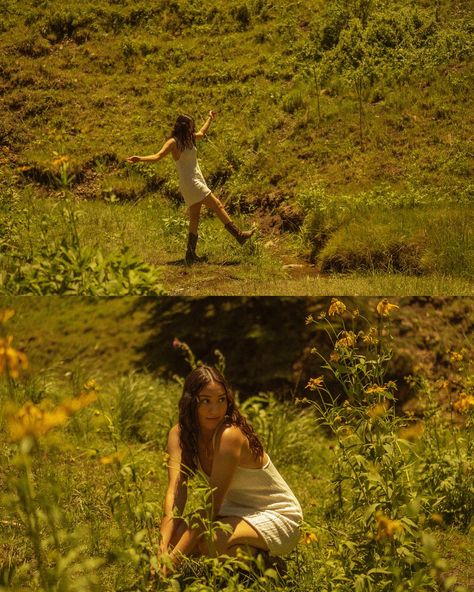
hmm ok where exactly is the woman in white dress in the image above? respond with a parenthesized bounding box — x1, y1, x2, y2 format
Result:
(159, 365, 302, 574)
(127, 112, 255, 264)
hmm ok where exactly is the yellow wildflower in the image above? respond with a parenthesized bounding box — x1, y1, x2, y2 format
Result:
(0, 309, 15, 323)
(335, 331, 357, 349)
(301, 532, 317, 544)
(430, 513, 444, 525)
(453, 393, 474, 413)
(398, 423, 424, 441)
(6, 392, 97, 442)
(328, 298, 347, 317)
(99, 450, 127, 465)
(352, 308, 360, 318)
(375, 512, 404, 540)
(330, 351, 341, 363)
(449, 351, 464, 364)
(317, 312, 327, 320)
(0, 336, 28, 379)
(305, 315, 314, 325)
(365, 384, 388, 396)
(52, 155, 69, 168)
(306, 376, 324, 391)
(376, 299, 399, 317)
(368, 402, 389, 418)
(362, 327, 379, 345)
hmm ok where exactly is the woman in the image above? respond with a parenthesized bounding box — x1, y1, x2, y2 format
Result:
(127, 112, 255, 264)
(160, 365, 302, 572)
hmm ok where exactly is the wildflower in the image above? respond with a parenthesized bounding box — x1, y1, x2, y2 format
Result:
(6, 393, 97, 442)
(0, 336, 28, 379)
(7, 401, 69, 441)
(328, 298, 346, 317)
(453, 393, 474, 413)
(0, 309, 15, 323)
(431, 513, 444, 525)
(305, 315, 314, 325)
(362, 327, 379, 345)
(343, 400, 351, 408)
(330, 351, 340, 363)
(301, 532, 317, 544)
(317, 312, 326, 320)
(352, 308, 360, 318)
(449, 351, 464, 364)
(335, 331, 357, 349)
(368, 402, 389, 418)
(376, 299, 399, 317)
(365, 384, 388, 396)
(375, 512, 404, 540)
(83, 378, 98, 391)
(99, 450, 127, 465)
(306, 376, 324, 391)
(63, 390, 97, 413)
(310, 347, 318, 355)
(398, 423, 424, 441)
(52, 155, 69, 168)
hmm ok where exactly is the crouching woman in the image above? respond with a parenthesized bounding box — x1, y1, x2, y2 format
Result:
(159, 365, 302, 572)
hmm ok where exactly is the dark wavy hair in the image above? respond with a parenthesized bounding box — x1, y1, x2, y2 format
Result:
(171, 114, 196, 152)
(178, 365, 263, 476)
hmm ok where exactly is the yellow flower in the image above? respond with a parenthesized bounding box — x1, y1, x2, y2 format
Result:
(368, 402, 389, 418)
(398, 423, 424, 441)
(52, 155, 69, 167)
(430, 513, 444, 525)
(449, 351, 464, 364)
(0, 336, 28, 379)
(6, 392, 97, 442)
(328, 298, 347, 317)
(335, 331, 357, 349)
(375, 512, 404, 540)
(352, 308, 360, 318)
(300, 532, 317, 544)
(99, 450, 127, 465)
(330, 351, 341, 363)
(376, 299, 399, 317)
(305, 315, 314, 325)
(306, 376, 324, 391)
(0, 309, 15, 323)
(453, 393, 474, 413)
(365, 384, 388, 396)
(362, 327, 379, 345)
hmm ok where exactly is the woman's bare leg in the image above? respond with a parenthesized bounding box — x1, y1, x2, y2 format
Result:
(188, 201, 202, 234)
(201, 193, 232, 225)
(199, 516, 268, 557)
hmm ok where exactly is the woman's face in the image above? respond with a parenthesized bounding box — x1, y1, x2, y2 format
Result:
(196, 380, 228, 432)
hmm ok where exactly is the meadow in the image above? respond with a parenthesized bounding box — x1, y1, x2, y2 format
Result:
(1, 0, 473, 295)
(1, 298, 473, 591)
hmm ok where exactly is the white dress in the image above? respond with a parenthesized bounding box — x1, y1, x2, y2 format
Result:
(200, 455, 303, 556)
(174, 146, 212, 207)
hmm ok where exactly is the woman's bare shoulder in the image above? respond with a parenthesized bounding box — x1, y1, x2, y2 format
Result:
(215, 424, 245, 448)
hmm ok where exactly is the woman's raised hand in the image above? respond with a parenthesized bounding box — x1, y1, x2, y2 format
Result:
(126, 156, 140, 163)
(209, 110, 216, 119)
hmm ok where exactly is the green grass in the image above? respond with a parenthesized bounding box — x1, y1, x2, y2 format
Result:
(0, 0, 473, 294)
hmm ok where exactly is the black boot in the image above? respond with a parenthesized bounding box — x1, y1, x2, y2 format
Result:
(224, 222, 255, 245)
(185, 232, 207, 265)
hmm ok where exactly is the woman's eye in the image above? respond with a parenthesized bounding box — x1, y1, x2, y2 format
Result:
(219, 397, 226, 403)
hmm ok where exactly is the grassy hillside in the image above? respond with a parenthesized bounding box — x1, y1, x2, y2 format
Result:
(0, 0, 473, 294)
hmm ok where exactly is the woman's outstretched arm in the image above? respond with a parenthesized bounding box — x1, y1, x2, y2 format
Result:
(127, 138, 175, 163)
(195, 110, 216, 140)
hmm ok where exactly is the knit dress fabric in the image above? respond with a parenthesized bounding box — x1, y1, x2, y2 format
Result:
(200, 455, 303, 556)
(174, 146, 212, 207)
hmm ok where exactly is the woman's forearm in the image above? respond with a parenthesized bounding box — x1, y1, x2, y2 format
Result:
(198, 117, 213, 136)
